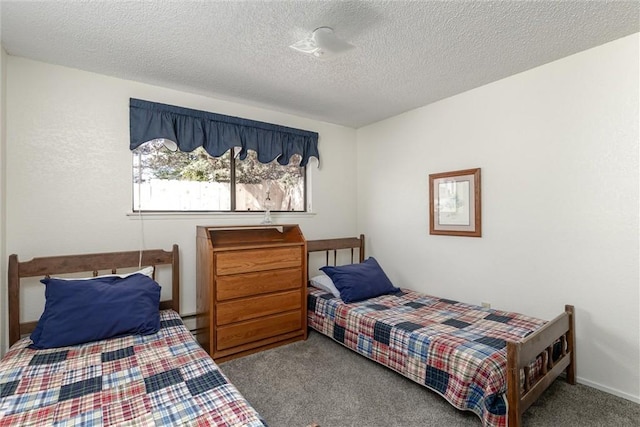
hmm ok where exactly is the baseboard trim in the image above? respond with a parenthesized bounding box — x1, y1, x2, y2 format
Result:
(577, 376, 640, 404)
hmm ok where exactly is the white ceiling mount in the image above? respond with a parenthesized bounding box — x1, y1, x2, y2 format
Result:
(289, 27, 354, 60)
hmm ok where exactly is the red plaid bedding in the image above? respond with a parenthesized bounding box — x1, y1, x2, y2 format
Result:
(0, 310, 266, 427)
(308, 287, 547, 427)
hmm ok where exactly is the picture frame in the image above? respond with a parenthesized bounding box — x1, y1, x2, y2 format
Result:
(429, 168, 481, 237)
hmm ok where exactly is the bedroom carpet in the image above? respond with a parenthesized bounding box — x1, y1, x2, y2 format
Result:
(220, 330, 639, 427)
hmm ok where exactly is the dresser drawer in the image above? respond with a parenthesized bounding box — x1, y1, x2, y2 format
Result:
(216, 268, 301, 301)
(216, 290, 301, 325)
(216, 311, 302, 351)
(215, 247, 301, 275)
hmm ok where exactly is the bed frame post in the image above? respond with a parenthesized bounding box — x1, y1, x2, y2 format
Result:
(506, 341, 522, 427)
(359, 234, 365, 263)
(172, 244, 180, 315)
(565, 304, 576, 385)
(8, 254, 20, 346)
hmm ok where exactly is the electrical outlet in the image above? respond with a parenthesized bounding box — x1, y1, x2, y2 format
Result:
(481, 302, 491, 309)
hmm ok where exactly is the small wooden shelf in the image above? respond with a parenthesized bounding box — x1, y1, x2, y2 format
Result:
(196, 225, 307, 362)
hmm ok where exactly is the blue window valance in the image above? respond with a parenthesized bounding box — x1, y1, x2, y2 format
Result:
(129, 98, 319, 167)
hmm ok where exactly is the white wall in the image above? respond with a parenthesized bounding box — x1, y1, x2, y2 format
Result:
(4, 57, 358, 342)
(357, 34, 639, 402)
(0, 46, 7, 354)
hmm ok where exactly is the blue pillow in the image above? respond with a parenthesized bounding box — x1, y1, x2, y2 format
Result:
(30, 273, 161, 349)
(320, 257, 399, 303)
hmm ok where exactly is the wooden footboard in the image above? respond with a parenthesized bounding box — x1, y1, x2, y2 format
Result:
(506, 304, 576, 427)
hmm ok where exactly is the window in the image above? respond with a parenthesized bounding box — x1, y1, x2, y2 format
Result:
(132, 139, 306, 212)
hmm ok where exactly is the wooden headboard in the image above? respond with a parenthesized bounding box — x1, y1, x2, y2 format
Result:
(306, 234, 365, 273)
(8, 245, 180, 346)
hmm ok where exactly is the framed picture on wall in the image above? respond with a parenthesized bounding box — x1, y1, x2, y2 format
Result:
(429, 168, 481, 237)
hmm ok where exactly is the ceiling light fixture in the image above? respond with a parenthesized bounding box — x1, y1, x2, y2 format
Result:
(289, 27, 354, 60)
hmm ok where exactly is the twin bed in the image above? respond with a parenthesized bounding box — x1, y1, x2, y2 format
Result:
(1, 236, 575, 427)
(306, 235, 576, 427)
(1, 246, 266, 426)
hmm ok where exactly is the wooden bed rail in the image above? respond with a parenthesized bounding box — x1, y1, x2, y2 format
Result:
(507, 304, 576, 426)
(8, 245, 180, 346)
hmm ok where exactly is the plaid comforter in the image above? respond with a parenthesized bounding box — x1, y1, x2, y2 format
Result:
(308, 287, 547, 427)
(0, 310, 266, 427)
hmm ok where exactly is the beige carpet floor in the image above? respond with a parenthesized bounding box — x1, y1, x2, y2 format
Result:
(221, 330, 639, 427)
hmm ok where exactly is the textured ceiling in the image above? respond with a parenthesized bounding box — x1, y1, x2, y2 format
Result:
(1, 1, 638, 128)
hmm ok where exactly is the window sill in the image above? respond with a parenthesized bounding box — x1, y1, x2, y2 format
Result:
(126, 211, 316, 220)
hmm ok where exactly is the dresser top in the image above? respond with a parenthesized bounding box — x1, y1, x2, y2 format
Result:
(197, 224, 305, 250)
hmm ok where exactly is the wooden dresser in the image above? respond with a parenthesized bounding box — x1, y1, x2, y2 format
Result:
(196, 225, 308, 362)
